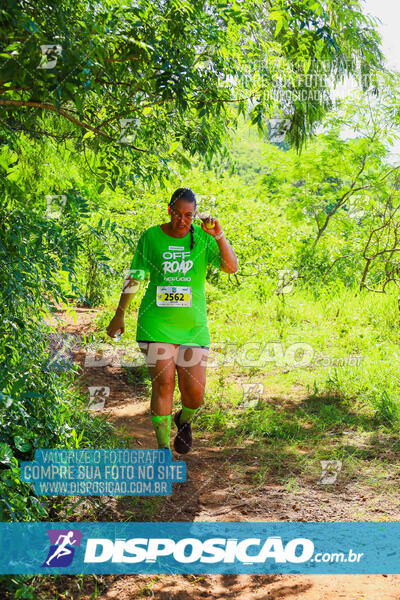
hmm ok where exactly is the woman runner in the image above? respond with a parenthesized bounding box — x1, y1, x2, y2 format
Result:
(106, 188, 238, 453)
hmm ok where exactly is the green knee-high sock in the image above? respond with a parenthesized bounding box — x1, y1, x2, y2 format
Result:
(151, 414, 171, 449)
(180, 405, 200, 423)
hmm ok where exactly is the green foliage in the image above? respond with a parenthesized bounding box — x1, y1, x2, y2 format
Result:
(373, 390, 400, 428)
(0, 0, 384, 184)
(0, 159, 116, 526)
(0, 1, 392, 596)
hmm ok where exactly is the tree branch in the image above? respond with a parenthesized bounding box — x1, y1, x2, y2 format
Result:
(0, 100, 150, 152)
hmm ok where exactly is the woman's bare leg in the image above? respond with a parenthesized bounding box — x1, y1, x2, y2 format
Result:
(176, 346, 209, 409)
(139, 342, 179, 415)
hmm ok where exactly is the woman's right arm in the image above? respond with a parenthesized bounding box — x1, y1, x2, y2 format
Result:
(106, 276, 141, 338)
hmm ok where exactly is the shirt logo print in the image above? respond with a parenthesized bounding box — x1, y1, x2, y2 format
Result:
(162, 250, 193, 275)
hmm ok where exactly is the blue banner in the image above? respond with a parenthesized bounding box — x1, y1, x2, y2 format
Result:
(1, 522, 400, 574)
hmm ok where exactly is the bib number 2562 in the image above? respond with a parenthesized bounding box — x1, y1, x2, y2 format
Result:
(156, 286, 192, 307)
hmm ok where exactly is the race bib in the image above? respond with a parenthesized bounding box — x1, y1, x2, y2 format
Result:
(156, 286, 192, 307)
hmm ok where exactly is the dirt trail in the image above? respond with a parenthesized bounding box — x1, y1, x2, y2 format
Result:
(49, 307, 400, 599)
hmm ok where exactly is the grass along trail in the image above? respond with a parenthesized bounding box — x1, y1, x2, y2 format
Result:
(37, 306, 400, 600)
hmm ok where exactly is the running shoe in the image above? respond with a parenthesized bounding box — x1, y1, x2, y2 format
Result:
(173, 409, 192, 454)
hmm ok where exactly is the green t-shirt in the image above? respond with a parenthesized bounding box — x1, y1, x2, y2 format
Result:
(129, 224, 221, 346)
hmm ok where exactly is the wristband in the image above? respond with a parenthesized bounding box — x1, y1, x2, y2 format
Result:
(214, 232, 225, 241)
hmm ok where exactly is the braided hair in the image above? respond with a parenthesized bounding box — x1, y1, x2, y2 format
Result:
(169, 187, 197, 250)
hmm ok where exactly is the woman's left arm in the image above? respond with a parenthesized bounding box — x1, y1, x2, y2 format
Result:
(201, 216, 238, 274)
(215, 232, 239, 274)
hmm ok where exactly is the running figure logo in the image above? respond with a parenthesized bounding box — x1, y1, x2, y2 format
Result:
(42, 529, 82, 567)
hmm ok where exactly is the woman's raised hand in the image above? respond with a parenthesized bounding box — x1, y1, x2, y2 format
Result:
(199, 214, 223, 237)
